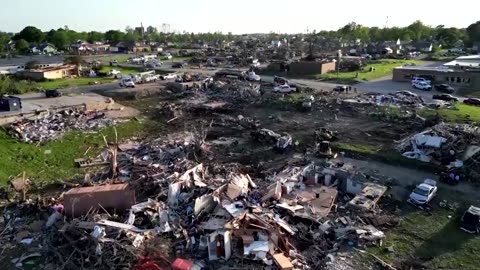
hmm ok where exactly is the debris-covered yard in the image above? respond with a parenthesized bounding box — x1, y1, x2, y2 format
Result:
(1, 74, 480, 270)
(0, 119, 146, 186)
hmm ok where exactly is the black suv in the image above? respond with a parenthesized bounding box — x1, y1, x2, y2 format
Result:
(434, 84, 454, 93)
(461, 206, 480, 234)
(432, 94, 458, 102)
(464, 98, 480, 106)
(45, 89, 62, 98)
(172, 63, 184, 68)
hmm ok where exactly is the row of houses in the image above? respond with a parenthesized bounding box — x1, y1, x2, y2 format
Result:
(7, 41, 161, 55)
(16, 38, 241, 56)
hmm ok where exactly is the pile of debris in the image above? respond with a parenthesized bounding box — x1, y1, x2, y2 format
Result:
(1, 129, 397, 270)
(396, 123, 480, 167)
(211, 80, 261, 102)
(8, 109, 115, 143)
(343, 92, 425, 107)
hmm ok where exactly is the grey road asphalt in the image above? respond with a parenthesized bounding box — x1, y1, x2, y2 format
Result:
(74, 60, 465, 103)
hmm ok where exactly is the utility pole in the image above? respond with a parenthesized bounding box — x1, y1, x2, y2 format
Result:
(337, 49, 342, 80)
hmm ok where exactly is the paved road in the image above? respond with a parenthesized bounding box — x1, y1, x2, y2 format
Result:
(31, 60, 464, 104)
(0, 92, 113, 118)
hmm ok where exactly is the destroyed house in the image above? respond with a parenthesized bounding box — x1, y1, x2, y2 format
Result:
(348, 182, 388, 211)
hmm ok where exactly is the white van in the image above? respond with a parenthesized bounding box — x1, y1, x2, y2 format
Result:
(412, 81, 432, 91)
(411, 77, 431, 85)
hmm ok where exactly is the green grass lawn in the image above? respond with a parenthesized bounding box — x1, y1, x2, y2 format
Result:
(87, 55, 131, 63)
(37, 77, 115, 89)
(317, 59, 420, 82)
(457, 88, 480, 98)
(420, 103, 480, 123)
(369, 207, 480, 270)
(0, 120, 144, 187)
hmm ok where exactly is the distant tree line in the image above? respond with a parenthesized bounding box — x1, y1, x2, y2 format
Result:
(0, 20, 479, 53)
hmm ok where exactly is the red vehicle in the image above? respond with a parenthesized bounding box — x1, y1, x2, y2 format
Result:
(463, 98, 480, 106)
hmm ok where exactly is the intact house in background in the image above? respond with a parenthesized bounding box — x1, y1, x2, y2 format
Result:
(266, 60, 336, 76)
(17, 65, 76, 80)
(392, 55, 480, 88)
(404, 41, 434, 53)
(69, 41, 110, 55)
(192, 41, 209, 49)
(363, 39, 404, 55)
(110, 41, 151, 54)
(29, 43, 58, 54)
(341, 39, 436, 56)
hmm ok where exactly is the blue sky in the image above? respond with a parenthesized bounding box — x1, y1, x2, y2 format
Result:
(0, 0, 477, 33)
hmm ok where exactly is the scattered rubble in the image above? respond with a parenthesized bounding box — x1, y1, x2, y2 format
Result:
(6, 71, 472, 269)
(343, 92, 425, 107)
(396, 123, 480, 170)
(0, 127, 399, 270)
(8, 109, 117, 143)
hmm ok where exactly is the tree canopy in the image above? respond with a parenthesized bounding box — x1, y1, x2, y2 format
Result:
(15, 39, 29, 53)
(13, 26, 45, 43)
(1, 20, 479, 54)
(466, 21, 480, 44)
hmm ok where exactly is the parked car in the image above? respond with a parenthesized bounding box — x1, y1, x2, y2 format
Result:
(160, 73, 177, 80)
(460, 206, 480, 234)
(275, 133, 292, 153)
(408, 179, 437, 205)
(432, 94, 459, 102)
(302, 95, 314, 111)
(333, 85, 347, 92)
(412, 81, 432, 91)
(250, 128, 281, 144)
(463, 98, 480, 106)
(45, 89, 62, 98)
(412, 77, 431, 84)
(172, 63, 184, 68)
(434, 84, 454, 93)
(119, 77, 135, 88)
(246, 71, 261, 82)
(273, 85, 297, 93)
(140, 74, 158, 84)
(108, 69, 123, 79)
(175, 76, 184, 83)
(273, 76, 289, 85)
(395, 90, 418, 97)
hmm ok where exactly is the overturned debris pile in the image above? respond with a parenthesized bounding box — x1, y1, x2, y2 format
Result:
(211, 80, 261, 102)
(355, 92, 425, 106)
(1, 132, 397, 270)
(397, 123, 480, 167)
(8, 109, 115, 143)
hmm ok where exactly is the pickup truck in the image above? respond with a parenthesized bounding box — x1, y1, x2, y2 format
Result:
(160, 73, 177, 80)
(119, 77, 135, 88)
(140, 74, 158, 84)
